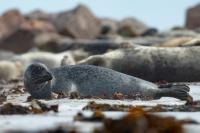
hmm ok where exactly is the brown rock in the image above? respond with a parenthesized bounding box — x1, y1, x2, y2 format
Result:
(0, 19, 57, 53)
(52, 4, 101, 39)
(20, 19, 56, 33)
(186, 3, 200, 29)
(2, 9, 26, 31)
(0, 17, 9, 39)
(0, 29, 36, 53)
(0, 9, 26, 40)
(118, 18, 148, 37)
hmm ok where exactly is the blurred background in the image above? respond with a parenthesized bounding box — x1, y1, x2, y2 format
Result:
(1, 0, 200, 54)
(0, 0, 200, 30)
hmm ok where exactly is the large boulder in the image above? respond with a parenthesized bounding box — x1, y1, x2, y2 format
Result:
(186, 3, 200, 29)
(52, 4, 101, 39)
(118, 18, 148, 37)
(0, 18, 57, 53)
(0, 29, 36, 53)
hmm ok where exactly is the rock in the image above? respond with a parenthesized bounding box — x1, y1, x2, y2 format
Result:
(118, 18, 148, 37)
(52, 4, 101, 39)
(141, 28, 158, 36)
(34, 33, 64, 46)
(0, 9, 26, 40)
(25, 10, 53, 21)
(1, 9, 26, 32)
(0, 17, 9, 39)
(36, 35, 125, 54)
(20, 19, 56, 33)
(100, 18, 118, 35)
(0, 9, 27, 40)
(186, 3, 200, 29)
(0, 19, 57, 53)
(34, 32, 70, 52)
(0, 29, 36, 53)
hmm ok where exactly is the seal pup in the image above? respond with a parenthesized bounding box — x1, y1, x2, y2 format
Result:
(24, 63, 190, 100)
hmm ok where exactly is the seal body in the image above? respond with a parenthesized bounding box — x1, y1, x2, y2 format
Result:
(51, 65, 158, 97)
(78, 46, 200, 82)
(24, 63, 190, 100)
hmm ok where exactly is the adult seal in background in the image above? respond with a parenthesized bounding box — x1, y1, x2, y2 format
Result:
(78, 45, 200, 82)
(24, 63, 190, 100)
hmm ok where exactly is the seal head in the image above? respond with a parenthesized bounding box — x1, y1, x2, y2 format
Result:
(24, 63, 52, 99)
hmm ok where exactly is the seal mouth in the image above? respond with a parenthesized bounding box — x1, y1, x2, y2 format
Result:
(34, 72, 53, 84)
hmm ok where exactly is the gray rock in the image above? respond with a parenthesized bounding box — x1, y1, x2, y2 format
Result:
(35, 33, 126, 54)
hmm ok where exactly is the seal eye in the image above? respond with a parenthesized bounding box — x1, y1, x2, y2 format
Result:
(32, 69, 41, 75)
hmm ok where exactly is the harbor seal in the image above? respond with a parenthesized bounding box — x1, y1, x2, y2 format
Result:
(12, 51, 76, 69)
(0, 51, 76, 81)
(78, 46, 200, 82)
(24, 63, 190, 100)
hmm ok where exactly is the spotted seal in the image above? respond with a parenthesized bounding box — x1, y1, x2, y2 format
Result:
(24, 63, 190, 100)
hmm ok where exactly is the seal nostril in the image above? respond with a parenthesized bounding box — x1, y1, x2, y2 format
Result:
(46, 72, 53, 80)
